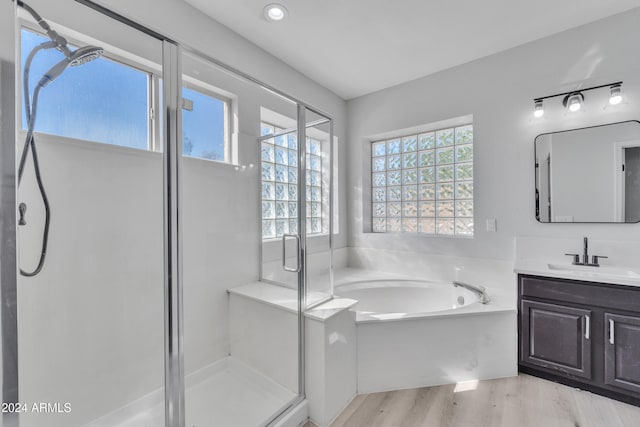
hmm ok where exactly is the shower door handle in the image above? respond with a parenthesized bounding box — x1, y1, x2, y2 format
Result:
(282, 234, 301, 273)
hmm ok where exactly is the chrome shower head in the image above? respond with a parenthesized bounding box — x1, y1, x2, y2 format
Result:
(37, 46, 103, 88)
(69, 45, 104, 66)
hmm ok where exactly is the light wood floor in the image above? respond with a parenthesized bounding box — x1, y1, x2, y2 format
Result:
(304, 374, 640, 427)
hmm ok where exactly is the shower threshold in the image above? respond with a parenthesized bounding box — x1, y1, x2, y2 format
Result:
(86, 357, 296, 427)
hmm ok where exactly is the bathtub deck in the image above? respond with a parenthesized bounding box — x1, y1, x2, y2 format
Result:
(306, 374, 640, 427)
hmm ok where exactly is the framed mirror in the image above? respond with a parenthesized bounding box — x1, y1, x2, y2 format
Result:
(535, 120, 640, 223)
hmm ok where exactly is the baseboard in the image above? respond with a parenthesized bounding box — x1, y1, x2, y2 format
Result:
(518, 365, 640, 408)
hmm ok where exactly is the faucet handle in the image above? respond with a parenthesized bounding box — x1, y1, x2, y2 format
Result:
(591, 255, 608, 267)
(565, 253, 580, 265)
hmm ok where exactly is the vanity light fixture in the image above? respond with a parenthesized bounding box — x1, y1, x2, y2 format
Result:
(609, 84, 623, 105)
(563, 92, 584, 113)
(264, 3, 288, 22)
(533, 81, 623, 118)
(533, 99, 544, 118)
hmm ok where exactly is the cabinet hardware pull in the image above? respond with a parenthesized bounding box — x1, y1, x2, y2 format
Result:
(609, 319, 615, 344)
(584, 315, 590, 340)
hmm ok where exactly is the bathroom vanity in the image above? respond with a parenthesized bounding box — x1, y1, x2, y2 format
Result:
(518, 274, 640, 406)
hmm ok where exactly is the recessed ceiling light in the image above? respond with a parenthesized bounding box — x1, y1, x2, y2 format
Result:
(264, 3, 288, 22)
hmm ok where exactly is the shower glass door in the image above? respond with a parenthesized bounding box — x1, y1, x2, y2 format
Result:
(15, 1, 166, 425)
(302, 106, 334, 306)
(182, 49, 303, 426)
(260, 106, 334, 307)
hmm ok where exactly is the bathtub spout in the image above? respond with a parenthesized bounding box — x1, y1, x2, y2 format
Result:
(453, 281, 491, 304)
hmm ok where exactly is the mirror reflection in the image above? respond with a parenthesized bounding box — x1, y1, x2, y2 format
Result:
(535, 120, 640, 223)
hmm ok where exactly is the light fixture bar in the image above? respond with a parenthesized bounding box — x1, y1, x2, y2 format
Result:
(533, 81, 622, 102)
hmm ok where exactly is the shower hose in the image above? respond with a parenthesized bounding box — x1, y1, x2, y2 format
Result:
(18, 40, 54, 277)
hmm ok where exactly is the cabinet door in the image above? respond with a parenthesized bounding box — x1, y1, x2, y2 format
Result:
(521, 300, 592, 379)
(604, 313, 640, 394)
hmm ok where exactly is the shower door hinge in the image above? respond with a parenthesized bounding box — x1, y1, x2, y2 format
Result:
(181, 98, 193, 111)
(149, 107, 156, 121)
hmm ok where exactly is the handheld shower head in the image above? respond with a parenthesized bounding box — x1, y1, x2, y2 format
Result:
(69, 46, 104, 66)
(36, 45, 104, 88)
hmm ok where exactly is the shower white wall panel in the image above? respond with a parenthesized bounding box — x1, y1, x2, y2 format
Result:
(182, 155, 260, 372)
(347, 7, 640, 260)
(17, 136, 165, 427)
(16, 135, 261, 426)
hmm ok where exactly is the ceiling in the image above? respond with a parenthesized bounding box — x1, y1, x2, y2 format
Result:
(184, 0, 640, 100)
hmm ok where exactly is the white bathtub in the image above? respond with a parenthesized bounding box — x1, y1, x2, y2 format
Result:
(335, 279, 480, 321)
(334, 275, 517, 393)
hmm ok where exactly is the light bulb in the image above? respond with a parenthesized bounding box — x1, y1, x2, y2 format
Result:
(565, 93, 583, 113)
(609, 84, 622, 105)
(534, 100, 544, 118)
(569, 100, 581, 112)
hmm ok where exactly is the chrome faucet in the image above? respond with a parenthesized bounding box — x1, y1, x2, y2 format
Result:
(453, 281, 491, 304)
(565, 237, 608, 267)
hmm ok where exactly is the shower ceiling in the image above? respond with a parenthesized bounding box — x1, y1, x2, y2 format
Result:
(184, 0, 640, 100)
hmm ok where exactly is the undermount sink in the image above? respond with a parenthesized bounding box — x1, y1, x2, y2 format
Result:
(547, 263, 640, 279)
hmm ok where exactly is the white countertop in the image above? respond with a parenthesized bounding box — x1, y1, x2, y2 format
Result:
(514, 260, 640, 288)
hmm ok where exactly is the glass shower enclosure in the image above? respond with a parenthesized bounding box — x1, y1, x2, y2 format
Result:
(4, 1, 334, 426)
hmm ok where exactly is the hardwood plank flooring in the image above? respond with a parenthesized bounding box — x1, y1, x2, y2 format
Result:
(303, 374, 640, 427)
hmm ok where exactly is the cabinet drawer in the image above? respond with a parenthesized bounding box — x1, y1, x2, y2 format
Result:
(520, 275, 640, 312)
(521, 299, 592, 379)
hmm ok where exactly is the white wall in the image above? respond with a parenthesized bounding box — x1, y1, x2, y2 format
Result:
(4, 0, 348, 425)
(347, 7, 640, 261)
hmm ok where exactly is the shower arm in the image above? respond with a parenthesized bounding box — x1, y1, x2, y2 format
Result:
(15, 0, 73, 57)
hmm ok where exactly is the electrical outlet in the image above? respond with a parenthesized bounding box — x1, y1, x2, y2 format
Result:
(486, 218, 497, 232)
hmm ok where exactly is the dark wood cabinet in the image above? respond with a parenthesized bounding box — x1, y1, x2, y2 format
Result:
(604, 312, 640, 394)
(518, 274, 640, 406)
(521, 300, 592, 379)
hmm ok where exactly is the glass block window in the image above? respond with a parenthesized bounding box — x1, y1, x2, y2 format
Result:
(371, 125, 473, 236)
(261, 122, 324, 239)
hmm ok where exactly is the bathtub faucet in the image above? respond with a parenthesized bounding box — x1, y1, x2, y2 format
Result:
(453, 281, 491, 304)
